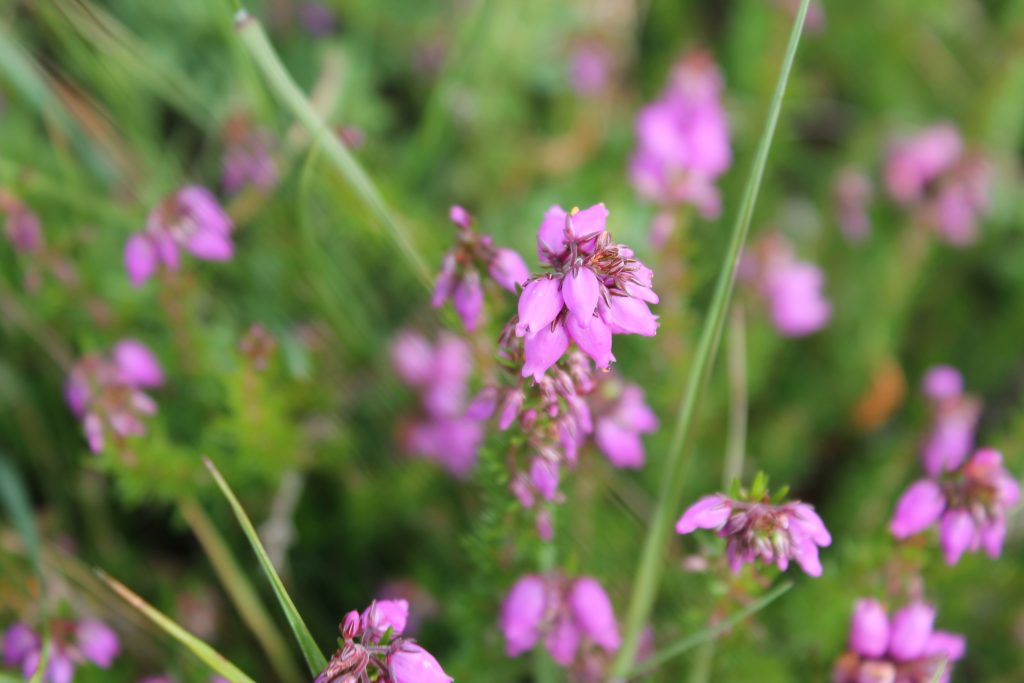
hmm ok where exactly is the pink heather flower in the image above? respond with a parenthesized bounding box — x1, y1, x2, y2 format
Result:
(514, 203, 658, 380)
(222, 127, 278, 194)
(6, 618, 120, 683)
(675, 493, 832, 576)
(499, 574, 620, 667)
(298, 2, 338, 35)
(3, 623, 38, 667)
(920, 365, 979, 476)
(594, 383, 658, 469)
(316, 605, 451, 683)
(833, 167, 872, 242)
(4, 204, 43, 253)
(568, 45, 610, 95)
(891, 448, 1020, 564)
(125, 186, 234, 285)
(388, 644, 453, 683)
(433, 205, 529, 330)
(362, 599, 409, 636)
(744, 235, 830, 337)
(835, 601, 964, 683)
(75, 618, 120, 668)
(65, 341, 163, 454)
(884, 123, 991, 246)
(629, 51, 731, 218)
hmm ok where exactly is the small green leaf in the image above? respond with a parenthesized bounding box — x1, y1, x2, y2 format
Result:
(98, 571, 258, 683)
(204, 457, 328, 674)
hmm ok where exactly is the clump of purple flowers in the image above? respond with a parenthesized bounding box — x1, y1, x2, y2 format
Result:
(742, 234, 831, 337)
(65, 339, 165, 454)
(884, 123, 991, 246)
(432, 205, 529, 331)
(221, 116, 278, 194)
(3, 618, 120, 683)
(629, 51, 731, 219)
(391, 330, 485, 477)
(891, 447, 1019, 564)
(500, 573, 620, 674)
(513, 203, 658, 379)
(314, 600, 452, 683)
(833, 600, 965, 683)
(676, 481, 832, 576)
(124, 186, 234, 286)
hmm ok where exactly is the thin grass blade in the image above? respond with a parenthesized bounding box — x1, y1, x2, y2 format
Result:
(610, 0, 813, 676)
(0, 454, 43, 583)
(628, 581, 794, 678)
(203, 457, 328, 674)
(98, 571, 258, 683)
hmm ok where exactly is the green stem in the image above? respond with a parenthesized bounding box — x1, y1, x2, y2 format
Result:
(179, 498, 306, 683)
(722, 304, 748, 489)
(607, 1, 811, 678)
(233, 10, 432, 288)
(627, 582, 793, 679)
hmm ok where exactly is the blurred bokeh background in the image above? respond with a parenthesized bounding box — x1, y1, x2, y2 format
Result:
(2, 0, 1024, 681)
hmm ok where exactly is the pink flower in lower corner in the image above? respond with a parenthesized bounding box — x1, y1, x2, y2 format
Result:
(124, 186, 234, 286)
(891, 448, 1019, 564)
(3, 618, 120, 683)
(675, 490, 832, 577)
(500, 573, 620, 670)
(834, 600, 964, 683)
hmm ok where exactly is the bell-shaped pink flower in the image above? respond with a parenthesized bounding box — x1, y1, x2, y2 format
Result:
(112, 340, 164, 388)
(488, 248, 529, 293)
(849, 599, 890, 658)
(3, 623, 38, 667)
(890, 479, 946, 538)
(568, 578, 620, 652)
(76, 618, 120, 668)
(595, 384, 658, 468)
(562, 266, 600, 327)
(675, 494, 733, 534)
(500, 575, 548, 656)
(888, 602, 935, 662)
(388, 643, 453, 683)
(522, 324, 571, 382)
(362, 599, 409, 636)
(516, 277, 565, 336)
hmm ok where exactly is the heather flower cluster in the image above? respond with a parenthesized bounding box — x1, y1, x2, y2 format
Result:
(500, 574, 620, 675)
(675, 486, 832, 576)
(741, 234, 831, 337)
(124, 186, 234, 286)
(391, 331, 484, 477)
(890, 366, 1019, 564)
(65, 339, 165, 454)
(432, 205, 529, 331)
(314, 600, 452, 683)
(833, 600, 965, 683)
(884, 123, 992, 246)
(221, 117, 278, 194)
(3, 619, 120, 683)
(629, 51, 731, 219)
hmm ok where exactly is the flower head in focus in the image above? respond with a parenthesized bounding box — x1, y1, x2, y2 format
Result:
(629, 51, 731, 219)
(432, 205, 530, 331)
(884, 123, 991, 246)
(675, 477, 832, 577)
(833, 599, 965, 683)
(314, 601, 452, 683)
(891, 447, 1019, 564)
(500, 573, 620, 673)
(65, 339, 164, 454)
(124, 186, 234, 286)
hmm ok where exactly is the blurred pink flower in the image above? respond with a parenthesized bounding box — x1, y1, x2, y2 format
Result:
(891, 448, 1020, 564)
(125, 186, 234, 285)
(222, 128, 278, 194)
(4, 618, 120, 683)
(629, 51, 731, 218)
(919, 365, 979, 476)
(835, 600, 964, 683)
(743, 235, 830, 337)
(594, 383, 658, 469)
(569, 45, 610, 95)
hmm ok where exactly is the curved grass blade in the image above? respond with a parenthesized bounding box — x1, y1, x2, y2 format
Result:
(179, 498, 306, 683)
(203, 457, 328, 674)
(610, 0, 813, 676)
(232, 10, 432, 289)
(97, 570, 258, 683)
(628, 581, 794, 679)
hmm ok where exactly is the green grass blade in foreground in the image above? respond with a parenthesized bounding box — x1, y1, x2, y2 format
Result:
(928, 659, 948, 683)
(233, 10, 432, 288)
(204, 457, 328, 674)
(609, 0, 812, 677)
(628, 582, 793, 678)
(179, 498, 306, 683)
(98, 571, 258, 683)
(0, 454, 44, 583)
